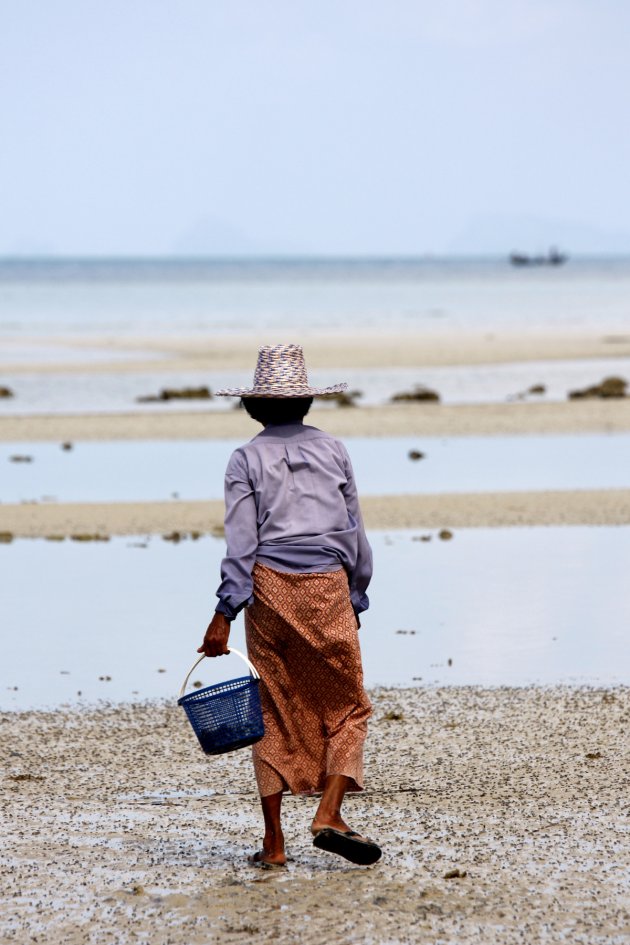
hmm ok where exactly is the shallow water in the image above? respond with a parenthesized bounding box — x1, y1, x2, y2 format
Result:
(1, 527, 628, 709)
(2, 257, 630, 335)
(0, 341, 166, 366)
(2, 433, 628, 504)
(0, 358, 628, 415)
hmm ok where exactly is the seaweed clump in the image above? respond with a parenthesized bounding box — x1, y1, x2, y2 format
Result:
(391, 385, 440, 403)
(320, 389, 363, 408)
(137, 386, 213, 403)
(568, 377, 627, 400)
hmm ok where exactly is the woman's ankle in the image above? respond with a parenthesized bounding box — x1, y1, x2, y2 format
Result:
(263, 828, 285, 855)
(311, 812, 350, 835)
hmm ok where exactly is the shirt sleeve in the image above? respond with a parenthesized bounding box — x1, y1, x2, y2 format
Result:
(214, 449, 258, 620)
(340, 444, 373, 614)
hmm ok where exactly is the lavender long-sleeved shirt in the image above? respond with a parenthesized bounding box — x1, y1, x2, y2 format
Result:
(215, 422, 372, 621)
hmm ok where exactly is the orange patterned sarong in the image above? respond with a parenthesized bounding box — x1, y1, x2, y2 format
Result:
(245, 563, 372, 797)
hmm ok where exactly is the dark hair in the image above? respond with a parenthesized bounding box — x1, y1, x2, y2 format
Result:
(241, 396, 313, 426)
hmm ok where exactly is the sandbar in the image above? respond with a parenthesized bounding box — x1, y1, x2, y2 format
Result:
(2, 488, 630, 538)
(3, 328, 630, 374)
(2, 398, 630, 442)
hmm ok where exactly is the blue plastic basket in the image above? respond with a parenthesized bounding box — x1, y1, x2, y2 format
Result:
(178, 648, 264, 756)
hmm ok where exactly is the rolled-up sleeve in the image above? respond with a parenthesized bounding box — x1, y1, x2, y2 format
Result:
(215, 449, 258, 620)
(340, 446, 373, 615)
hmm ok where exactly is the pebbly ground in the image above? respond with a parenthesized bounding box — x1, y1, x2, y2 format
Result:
(1, 687, 629, 945)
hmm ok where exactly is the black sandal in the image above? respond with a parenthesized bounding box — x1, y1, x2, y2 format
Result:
(247, 850, 287, 870)
(312, 828, 382, 865)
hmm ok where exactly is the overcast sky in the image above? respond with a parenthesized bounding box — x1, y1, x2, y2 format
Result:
(1, 1, 629, 256)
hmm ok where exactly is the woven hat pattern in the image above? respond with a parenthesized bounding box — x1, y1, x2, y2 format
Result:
(215, 344, 348, 397)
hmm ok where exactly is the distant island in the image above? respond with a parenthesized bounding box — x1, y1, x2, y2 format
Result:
(509, 247, 568, 266)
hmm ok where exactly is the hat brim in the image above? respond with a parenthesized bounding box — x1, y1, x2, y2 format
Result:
(215, 383, 348, 398)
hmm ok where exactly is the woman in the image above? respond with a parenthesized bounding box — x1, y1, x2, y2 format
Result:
(198, 344, 381, 867)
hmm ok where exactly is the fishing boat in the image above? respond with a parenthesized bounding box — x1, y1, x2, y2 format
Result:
(509, 247, 568, 266)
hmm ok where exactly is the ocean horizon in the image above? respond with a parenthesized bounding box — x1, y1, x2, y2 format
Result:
(2, 254, 630, 337)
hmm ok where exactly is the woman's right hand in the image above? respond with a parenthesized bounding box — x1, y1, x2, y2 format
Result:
(198, 613, 231, 657)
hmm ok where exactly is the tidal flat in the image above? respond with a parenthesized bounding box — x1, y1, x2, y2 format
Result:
(1, 687, 628, 945)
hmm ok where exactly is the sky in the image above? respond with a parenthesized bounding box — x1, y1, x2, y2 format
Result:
(1, 0, 629, 256)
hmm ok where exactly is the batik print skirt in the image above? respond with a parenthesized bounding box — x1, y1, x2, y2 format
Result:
(244, 563, 372, 797)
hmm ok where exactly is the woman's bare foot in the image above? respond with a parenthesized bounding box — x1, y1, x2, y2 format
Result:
(310, 774, 380, 861)
(310, 813, 352, 836)
(251, 791, 286, 866)
(311, 817, 376, 848)
(247, 847, 287, 868)
(311, 774, 354, 836)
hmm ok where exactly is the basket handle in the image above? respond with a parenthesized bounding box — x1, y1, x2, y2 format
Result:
(179, 647, 260, 699)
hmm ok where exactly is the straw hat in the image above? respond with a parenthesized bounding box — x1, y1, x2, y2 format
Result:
(215, 344, 348, 398)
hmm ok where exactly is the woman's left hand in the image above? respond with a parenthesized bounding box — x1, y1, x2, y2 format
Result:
(198, 613, 231, 657)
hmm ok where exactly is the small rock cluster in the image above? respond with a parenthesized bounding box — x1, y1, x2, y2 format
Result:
(137, 386, 213, 403)
(391, 384, 440, 403)
(162, 531, 202, 543)
(507, 383, 547, 401)
(568, 376, 627, 400)
(321, 389, 363, 407)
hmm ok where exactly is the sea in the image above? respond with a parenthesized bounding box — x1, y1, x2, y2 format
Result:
(1, 256, 629, 704)
(1, 255, 630, 338)
(2, 255, 629, 414)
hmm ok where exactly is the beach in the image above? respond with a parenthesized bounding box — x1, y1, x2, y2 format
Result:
(2, 263, 629, 942)
(2, 396, 630, 536)
(3, 0, 630, 930)
(2, 686, 628, 945)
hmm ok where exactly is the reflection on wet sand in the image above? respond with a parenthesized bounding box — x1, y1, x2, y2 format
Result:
(1, 527, 628, 710)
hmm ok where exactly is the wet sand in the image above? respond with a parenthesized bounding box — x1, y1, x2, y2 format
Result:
(2, 686, 627, 945)
(2, 488, 630, 538)
(2, 397, 630, 442)
(4, 328, 630, 373)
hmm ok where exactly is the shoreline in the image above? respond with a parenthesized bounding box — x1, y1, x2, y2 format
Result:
(3, 489, 630, 537)
(2, 687, 627, 945)
(4, 682, 629, 716)
(2, 328, 630, 374)
(2, 398, 630, 441)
